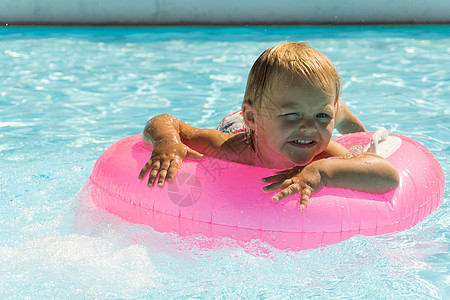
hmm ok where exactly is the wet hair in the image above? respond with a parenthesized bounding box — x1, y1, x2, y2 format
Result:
(243, 42, 342, 108)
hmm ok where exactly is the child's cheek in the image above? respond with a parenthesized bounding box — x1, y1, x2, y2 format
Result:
(320, 119, 334, 132)
(279, 118, 298, 129)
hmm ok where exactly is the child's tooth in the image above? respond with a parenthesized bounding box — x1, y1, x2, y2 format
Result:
(294, 140, 312, 144)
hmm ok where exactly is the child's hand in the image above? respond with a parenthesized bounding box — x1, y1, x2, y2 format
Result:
(261, 163, 324, 209)
(138, 142, 204, 187)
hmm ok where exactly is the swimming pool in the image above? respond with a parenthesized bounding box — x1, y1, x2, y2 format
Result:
(0, 26, 448, 298)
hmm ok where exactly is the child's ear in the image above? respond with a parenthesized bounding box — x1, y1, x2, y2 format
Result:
(242, 103, 257, 130)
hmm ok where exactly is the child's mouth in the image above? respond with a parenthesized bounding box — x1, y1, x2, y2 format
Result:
(288, 139, 316, 148)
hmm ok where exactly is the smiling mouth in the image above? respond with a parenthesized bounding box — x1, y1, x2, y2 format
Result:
(288, 139, 316, 147)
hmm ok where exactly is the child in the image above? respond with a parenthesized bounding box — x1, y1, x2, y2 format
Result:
(138, 42, 398, 208)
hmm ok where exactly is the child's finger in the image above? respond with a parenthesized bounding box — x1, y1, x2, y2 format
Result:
(138, 160, 152, 180)
(274, 169, 291, 175)
(157, 160, 171, 187)
(299, 187, 312, 209)
(166, 158, 181, 182)
(262, 166, 304, 183)
(147, 161, 161, 187)
(261, 173, 287, 183)
(262, 178, 293, 192)
(274, 166, 303, 175)
(272, 183, 301, 202)
(186, 149, 204, 160)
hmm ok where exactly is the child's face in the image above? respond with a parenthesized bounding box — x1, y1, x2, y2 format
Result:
(254, 79, 336, 167)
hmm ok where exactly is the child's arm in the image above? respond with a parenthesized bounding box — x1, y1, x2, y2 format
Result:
(138, 114, 241, 187)
(262, 149, 399, 208)
(335, 100, 366, 134)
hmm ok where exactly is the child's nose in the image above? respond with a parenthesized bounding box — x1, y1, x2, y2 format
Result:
(298, 119, 315, 132)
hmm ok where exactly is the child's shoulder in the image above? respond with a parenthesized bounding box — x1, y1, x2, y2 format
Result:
(216, 131, 255, 164)
(188, 128, 253, 164)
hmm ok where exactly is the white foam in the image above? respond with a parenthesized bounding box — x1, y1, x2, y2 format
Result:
(0, 234, 163, 297)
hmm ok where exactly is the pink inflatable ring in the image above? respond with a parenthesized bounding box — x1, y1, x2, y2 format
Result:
(87, 131, 444, 250)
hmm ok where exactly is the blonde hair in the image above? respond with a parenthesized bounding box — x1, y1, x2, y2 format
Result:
(243, 42, 342, 108)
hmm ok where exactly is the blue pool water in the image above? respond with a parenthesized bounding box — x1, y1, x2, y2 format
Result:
(0, 26, 449, 298)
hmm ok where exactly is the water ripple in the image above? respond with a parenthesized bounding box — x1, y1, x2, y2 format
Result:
(0, 26, 449, 299)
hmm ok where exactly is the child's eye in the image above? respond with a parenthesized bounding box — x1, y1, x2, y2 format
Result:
(281, 113, 300, 119)
(316, 113, 330, 118)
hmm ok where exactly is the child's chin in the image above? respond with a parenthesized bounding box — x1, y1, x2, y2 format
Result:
(284, 150, 317, 166)
(289, 157, 313, 166)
